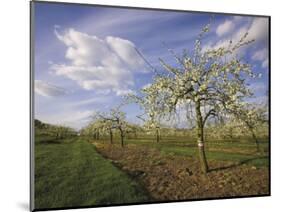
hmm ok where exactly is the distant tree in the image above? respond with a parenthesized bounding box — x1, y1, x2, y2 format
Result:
(94, 107, 128, 147)
(97, 119, 115, 144)
(87, 120, 106, 140)
(125, 123, 143, 139)
(127, 83, 166, 143)
(232, 103, 268, 152)
(53, 125, 75, 139)
(104, 120, 114, 144)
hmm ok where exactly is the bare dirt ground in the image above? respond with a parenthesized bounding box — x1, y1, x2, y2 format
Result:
(94, 143, 269, 201)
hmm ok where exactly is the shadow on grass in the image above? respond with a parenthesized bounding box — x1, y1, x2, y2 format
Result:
(38, 139, 63, 145)
(209, 156, 268, 172)
(94, 146, 154, 202)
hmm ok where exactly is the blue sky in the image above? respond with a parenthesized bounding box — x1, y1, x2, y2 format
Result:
(34, 2, 269, 129)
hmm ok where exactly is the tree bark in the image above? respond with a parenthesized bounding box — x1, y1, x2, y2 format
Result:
(96, 129, 99, 140)
(195, 101, 209, 174)
(119, 128, 124, 147)
(156, 128, 160, 143)
(109, 129, 113, 144)
(250, 128, 260, 152)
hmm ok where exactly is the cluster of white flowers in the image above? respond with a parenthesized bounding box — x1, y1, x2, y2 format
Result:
(139, 20, 259, 131)
(124, 19, 263, 142)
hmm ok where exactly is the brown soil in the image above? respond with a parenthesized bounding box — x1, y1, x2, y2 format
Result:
(94, 143, 269, 201)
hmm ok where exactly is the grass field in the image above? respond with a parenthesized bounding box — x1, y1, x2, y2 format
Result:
(34, 135, 149, 209)
(34, 133, 269, 209)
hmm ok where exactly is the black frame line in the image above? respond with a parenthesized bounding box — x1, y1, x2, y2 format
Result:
(30, 1, 271, 211)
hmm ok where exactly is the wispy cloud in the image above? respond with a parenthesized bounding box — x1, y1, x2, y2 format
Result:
(252, 48, 268, 68)
(205, 17, 268, 51)
(35, 80, 67, 97)
(70, 96, 110, 107)
(37, 109, 93, 129)
(250, 82, 267, 94)
(216, 20, 235, 37)
(35, 93, 113, 129)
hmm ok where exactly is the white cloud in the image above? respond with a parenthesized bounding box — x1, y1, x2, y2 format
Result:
(247, 95, 268, 105)
(223, 17, 268, 46)
(252, 48, 268, 68)
(207, 25, 248, 51)
(262, 59, 268, 68)
(252, 48, 267, 61)
(70, 96, 110, 107)
(53, 28, 145, 96)
(51, 64, 134, 93)
(216, 20, 235, 36)
(204, 17, 269, 60)
(106, 36, 144, 68)
(247, 17, 269, 42)
(35, 80, 67, 97)
(250, 82, 267, 93)
(115, 89, 135, 96)
(35, 93, 112, 129)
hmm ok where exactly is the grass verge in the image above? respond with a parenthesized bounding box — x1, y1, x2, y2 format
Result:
(35, 136, 149, 209)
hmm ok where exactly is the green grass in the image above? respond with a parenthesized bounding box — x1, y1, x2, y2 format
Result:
(35, 136, 149, 209)
(119, 137, 269, 167)
(157, 146, 269, 167)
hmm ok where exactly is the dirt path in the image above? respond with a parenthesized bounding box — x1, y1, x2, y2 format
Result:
(94, 143, 269, 201)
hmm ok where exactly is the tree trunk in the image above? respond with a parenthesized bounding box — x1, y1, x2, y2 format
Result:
(109, 129, 113, 144)
(96, 129, 99, 140)
(119, 128, 124, 147)
(156, 128, 160, 143)
(195, 101, 209, 174)
(250, 128, 260, 152)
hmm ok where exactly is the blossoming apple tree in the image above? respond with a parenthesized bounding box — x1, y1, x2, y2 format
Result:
(94, 107, 128, 147)
(134, 22, 260, 173)
(126, 82, 169, 143)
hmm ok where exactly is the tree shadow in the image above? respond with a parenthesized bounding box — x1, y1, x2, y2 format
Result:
(96, 150, 154, 202)
(39, 139, 62, 145)
(208, 156, 268, 172)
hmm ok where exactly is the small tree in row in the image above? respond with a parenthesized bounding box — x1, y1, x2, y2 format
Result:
(230, 103, 268, 152)
(127, 83, 166, 143)
(93, 107, 128, 147)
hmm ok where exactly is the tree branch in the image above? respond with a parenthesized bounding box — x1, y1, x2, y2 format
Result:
(203, 108, 217, 126)
(159, 58, 180, 75)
